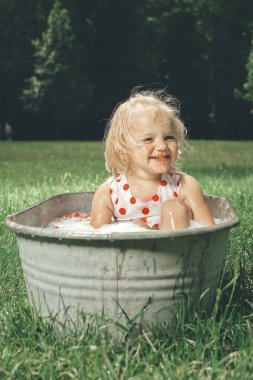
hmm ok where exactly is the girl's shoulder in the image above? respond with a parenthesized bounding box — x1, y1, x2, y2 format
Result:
(179, 173, 203, 198)
(93, 181, 111, 197)
(179, 173, 199, 186)
(104, 175, 115, 186)
(94, 173, 123, 198)
(104, 172, 126, 187)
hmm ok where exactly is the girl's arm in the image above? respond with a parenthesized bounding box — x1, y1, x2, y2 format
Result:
(179, 174, 215, 225)
(90, 183, 114, 228)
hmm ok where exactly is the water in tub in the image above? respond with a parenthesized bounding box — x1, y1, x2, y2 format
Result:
(45, 212, 221, 233)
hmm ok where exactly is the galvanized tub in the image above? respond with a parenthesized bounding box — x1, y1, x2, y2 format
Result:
(5, 192, 239, 332)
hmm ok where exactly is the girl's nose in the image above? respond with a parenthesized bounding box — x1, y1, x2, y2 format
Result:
(156, 140, 167, 150)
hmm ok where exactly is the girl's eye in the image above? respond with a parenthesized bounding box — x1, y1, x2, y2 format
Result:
(143, 137, 153, 143)
(165, 135, 175, 141)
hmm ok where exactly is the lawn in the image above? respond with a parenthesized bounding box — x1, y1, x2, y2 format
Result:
(0, 140, 252, 379)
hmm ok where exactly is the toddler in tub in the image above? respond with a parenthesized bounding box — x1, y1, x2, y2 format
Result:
(91, 89, 214, 231)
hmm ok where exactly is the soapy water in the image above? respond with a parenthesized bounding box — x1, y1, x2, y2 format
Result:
(45, 212, 222, 234)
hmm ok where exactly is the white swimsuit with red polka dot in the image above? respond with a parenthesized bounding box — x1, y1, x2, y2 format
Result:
(105, 171, 182, 229)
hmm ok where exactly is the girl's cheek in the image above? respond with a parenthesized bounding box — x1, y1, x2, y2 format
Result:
(174, 145, 179, 160)
(169, 141, 179, 159)
(138, 144, 151, 152)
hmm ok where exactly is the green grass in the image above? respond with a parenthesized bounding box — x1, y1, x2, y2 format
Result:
(0, 140, 252, 379)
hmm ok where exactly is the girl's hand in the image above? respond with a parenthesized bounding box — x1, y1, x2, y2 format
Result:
(90, 183, 114, 228)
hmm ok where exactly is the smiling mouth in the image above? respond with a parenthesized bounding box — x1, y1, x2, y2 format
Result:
(150, 155, 171, 160)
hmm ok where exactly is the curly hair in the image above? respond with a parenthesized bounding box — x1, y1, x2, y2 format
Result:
(104, 89, 189, 174)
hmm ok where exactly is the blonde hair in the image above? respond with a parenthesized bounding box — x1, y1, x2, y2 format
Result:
(104, 89, 189, 174)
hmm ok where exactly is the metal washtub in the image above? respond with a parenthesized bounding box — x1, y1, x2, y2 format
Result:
(5, 192, 239, 332)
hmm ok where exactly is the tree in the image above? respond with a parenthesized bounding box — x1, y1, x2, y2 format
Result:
(142, 0, 253, 139)
(66, 0, 156, 140)
(1, 0, 252, 139)
(0, 0, 51, 132)
(243, 35, 253, 113)
(21, 0, 83, 139)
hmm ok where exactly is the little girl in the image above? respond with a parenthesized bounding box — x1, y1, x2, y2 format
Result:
(91, 89, 214, 230)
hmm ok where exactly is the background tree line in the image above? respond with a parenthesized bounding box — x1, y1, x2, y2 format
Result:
(0, 0, 253, 140)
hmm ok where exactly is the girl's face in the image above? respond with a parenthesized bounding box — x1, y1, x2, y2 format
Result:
(127, 108, 178, 177)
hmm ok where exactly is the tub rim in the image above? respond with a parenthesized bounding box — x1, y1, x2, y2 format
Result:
(4, 192, 240, 241)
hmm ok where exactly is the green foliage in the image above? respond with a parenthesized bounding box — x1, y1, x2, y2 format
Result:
(20, 0, 87, 138)
(243, 35, 253, 112)
(21, 0, 74, 110)
(0, 0, 253, 139)
(0, 0, 51, 119)
(144, 0, 253, 138)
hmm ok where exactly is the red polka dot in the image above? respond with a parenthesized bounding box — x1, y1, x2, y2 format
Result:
(119, 208, 126, 215)
(173, 191, 178, 198)
(116, 178, 121, 182)
(142, 207, 150, 215)
(160, 180, 167, 186)
(142, 217, 147, 223)
(152, 224, 159, 229)
(115, 198, 118, 204)
(152, 194, 159, 202)
(123, 184, 129, 190)
(109, 188, 112, 194)
(130, 196, 136, 204)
